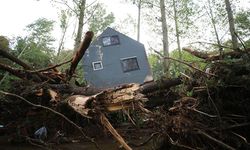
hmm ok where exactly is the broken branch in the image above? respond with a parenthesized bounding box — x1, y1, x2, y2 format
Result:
(154, 50, 217, 77)
(100, 113, 132, 150)
(67, 31, 94, 81)
(29, 59, 72, 73)
(197, 130, 236, 150)
(183, 47, 249, 61)
(0, 48, 32, 70)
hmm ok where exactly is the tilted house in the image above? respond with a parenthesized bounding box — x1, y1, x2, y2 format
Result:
(83, 27, 153, 88)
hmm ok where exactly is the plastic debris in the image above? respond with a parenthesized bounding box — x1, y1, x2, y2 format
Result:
(34, 126, 47, 140)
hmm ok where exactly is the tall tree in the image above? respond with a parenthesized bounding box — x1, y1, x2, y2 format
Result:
(125, 0, 155, 42)
(224, 0, 238, 50)
(16, 18, 55, 68)
(51, 0, 114, 50)
(57, 9, 71, 57)
(173, 0, 181, 61)
(113, 14, 137, 38)
(74, 0, 86, 51)
(235, 11, 250, 39)
(87, 3, 115, 35)
(137, 0, 142, 42)
(206, 0, 223, 57)
(25, 18, 55, 55)
(235, 10, 250, 47)
(160, 0, 169, 75)
(51, 0, 86, 50)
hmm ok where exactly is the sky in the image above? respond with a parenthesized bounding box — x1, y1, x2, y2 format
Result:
(0, 0, 249, 52)
(0, 0, 139, 50)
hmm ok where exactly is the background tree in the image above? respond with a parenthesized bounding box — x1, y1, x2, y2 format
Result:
(15, 18, 55, 69)
(57, 9, 71, 57)
(113, 14, 137, 38)
(224, 0, 238, 50)
(206, 0, 223, 57)
(51, 0, 115, 51)
(235, 10, 250, 47)
(148, 52, 164, 80)
(74, 0, 86, 50)
(87, 3, 115, 36)
(171, 0, 198, 67)
(160, 0, 170, 76)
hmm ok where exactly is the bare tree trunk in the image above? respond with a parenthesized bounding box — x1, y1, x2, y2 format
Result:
(160, 0, 169, 76)
(207, 0, 223, 58)
(57, 27, 67, 57)
(173, 0, 182, 65)
(224, 0, 238, 50)
(74, 0, 86, 51)
(137, 0, 142, 42)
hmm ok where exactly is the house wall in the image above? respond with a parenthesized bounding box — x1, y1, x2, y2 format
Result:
(83, 28, 153, 88)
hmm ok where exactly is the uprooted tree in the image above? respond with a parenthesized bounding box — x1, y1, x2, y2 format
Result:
(0, 31, 250, 149)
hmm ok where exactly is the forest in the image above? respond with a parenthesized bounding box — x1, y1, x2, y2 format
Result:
(0, 0, 250, 149)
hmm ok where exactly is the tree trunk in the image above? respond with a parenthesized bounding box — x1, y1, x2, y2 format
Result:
(68, 31, 94, 81)
(207, 0, 223, 58)
(160, 0, 170, 76)
(74, 0, 86, 51)
(173, 0, 182, 70)
(224, 0, 238, 50)
(137, 0, 142, 42)
(57, 27, 67, 57)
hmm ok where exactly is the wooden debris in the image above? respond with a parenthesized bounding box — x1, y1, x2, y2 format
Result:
(0, 48, 32, 70)
(100, 113, 132, 150)
(67, 31, 94, 81)
(183, 47, 250, 61)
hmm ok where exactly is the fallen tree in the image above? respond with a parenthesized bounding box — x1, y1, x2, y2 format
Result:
(0, 31, 182, 149)
(1, 32, 250, 149)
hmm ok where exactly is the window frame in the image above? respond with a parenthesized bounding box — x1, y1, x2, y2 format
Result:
(92, 61, 103, 71)
(120, 56, 140, 73)
(102, 35, 120, 47)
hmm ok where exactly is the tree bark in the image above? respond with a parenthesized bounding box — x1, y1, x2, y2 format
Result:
(74, 0, 86, 51)
(160, 0, 170, 76)
(207, 0, 223, 58)
(68, 31, 94, 81)
(183, 47, 248, 61)
(57, 26, 67, 57)
(224, 0, 238, 50)
(140, 78, 182, 94)
(137, 0, 142, 42)
(173, 0, 182, 62)
(0, 49, 32, 70)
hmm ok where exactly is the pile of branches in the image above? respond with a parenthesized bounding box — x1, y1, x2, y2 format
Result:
(0, 31, 182, 149)
(143, 47, 250, 150)
(1, 29, 250, 150)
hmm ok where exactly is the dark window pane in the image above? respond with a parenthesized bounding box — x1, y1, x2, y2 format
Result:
(102, 37, 111, 46)
(93, 61, 103, 70)
(102, 35, 119, 46)
(121, 57, 139, 72)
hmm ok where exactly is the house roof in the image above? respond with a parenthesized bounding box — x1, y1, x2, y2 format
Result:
(91, 27, 144, 47)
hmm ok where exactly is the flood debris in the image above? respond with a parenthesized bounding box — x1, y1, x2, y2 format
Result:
(0, 31, 250, 150)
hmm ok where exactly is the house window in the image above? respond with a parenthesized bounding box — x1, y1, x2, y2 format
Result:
(102, 35, 120, 46)
(92, 61, 103, 70)
(121, 57, 139, 72)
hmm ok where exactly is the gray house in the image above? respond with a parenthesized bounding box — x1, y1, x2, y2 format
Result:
(82, 27, 153, 88)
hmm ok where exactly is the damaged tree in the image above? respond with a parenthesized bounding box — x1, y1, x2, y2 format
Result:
(1, 29, 249, 149)
(0, 31, 182, 149)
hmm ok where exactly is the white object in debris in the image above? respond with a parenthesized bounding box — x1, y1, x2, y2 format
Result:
(205, 68, 211, 74)
(34, 126, 47, 140)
